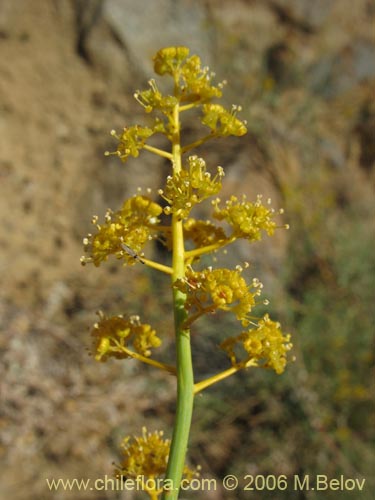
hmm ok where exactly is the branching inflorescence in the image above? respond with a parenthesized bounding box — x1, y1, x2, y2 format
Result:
(81, 46, 292, 500)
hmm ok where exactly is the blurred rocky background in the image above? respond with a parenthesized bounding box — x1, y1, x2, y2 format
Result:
(0, 0, 374, 499)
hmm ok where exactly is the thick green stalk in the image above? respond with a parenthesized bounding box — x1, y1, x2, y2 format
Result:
(162, 105, 194, 500)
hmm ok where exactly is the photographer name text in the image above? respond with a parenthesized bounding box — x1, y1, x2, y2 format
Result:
(225, 474, 366, 492)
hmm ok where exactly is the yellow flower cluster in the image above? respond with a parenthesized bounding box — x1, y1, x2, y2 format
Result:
(183, 218, 226, 248)
(178, 54, 223, 103)
(153, 46, 223, 103)
(220, 314, 293, 374)
(81, 195, 162, 267)
(105, 125, 155, 162)
(159, 156, 224, 219)
(212, 194, 278, 241)
(153, 46, 190, 77)
(175, 267, 263, 326)
(105, 46, 248, 165)
(91, 311, 161, 361)
(115, 428, 170, 479)
(114, 427, 200, 494)
(201, 104, 247, 137)
(134, 78, 178, 115)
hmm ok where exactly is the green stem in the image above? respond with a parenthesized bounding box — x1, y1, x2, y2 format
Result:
(162, 104, 194, 500)
(143, 144, 173, 160)
(181, 133, 215, 154)
(178, 102, 197, 112)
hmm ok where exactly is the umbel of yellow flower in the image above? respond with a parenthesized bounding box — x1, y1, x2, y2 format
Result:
(159, 156, 224, 219)
(183, 218, 227, 248)
(105, 46, 247, 165)
(106, 125, 155, 162)
(174, 266, 263, 327)
(212, 194, 279, 241)
(152, 46, 223, 103)
(220, 314, 293, 374)
(153, 46, 190, 76)
(201, 104, 247, 137)
(91, 311, 161, 361)
(114, 427, 200, 498)
(81, 195, 163, 267)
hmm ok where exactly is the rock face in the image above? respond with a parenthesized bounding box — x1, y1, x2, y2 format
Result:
(0, 1, 374, 499)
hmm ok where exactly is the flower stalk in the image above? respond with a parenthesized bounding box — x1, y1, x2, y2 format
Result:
(194, 359, 258, 394)
(81, 46, 292, 500)
(162, 103, 195, 499)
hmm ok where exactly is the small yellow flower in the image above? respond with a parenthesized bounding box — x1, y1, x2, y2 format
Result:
(159, 156, 224, 219)
(220, 314, 293, 374)
(114, 427, 200, 498)
(115, 428, 170, 478)
(212, 194, 278, 241)
(153, 46, 223, 104)
(201, 103, 247, 137)
(105, 125, 155, 162)
(134, 79, 178, 115)
(91, 311, 161, 361)
(175, 267, 262, 326)
(81, 195, 162, 267)
(153, 46, 190, 76)
(183, 218, 227, 248)
(179, 54, 223, 103)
